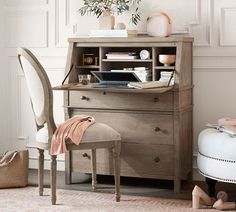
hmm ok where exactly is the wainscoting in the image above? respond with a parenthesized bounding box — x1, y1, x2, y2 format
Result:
(1, 0, 236, 177)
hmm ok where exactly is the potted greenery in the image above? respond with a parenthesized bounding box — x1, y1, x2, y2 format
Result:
(78, 0, 142, 29)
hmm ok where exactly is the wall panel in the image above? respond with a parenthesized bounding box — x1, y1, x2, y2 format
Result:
(2, 0, 236, 177)
(220, 8, 236, 46)
(5, 10, 48, 47)
(4, 0, 47, 6)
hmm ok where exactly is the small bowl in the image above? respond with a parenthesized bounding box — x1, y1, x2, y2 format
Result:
(159, 54, 176, 66)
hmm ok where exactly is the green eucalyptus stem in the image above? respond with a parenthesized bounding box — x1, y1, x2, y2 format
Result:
(78, 0, 142, 25)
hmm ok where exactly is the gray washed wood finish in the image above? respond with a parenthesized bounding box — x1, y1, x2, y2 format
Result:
(17, 48, 121, 205)
(62, 35, 193, 193)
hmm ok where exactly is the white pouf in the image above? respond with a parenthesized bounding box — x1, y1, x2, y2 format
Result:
(197, 128, 236, 183)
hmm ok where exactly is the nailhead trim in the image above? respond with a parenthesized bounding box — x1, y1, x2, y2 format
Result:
(199, 151, 236, 163)
(198, 152, 236, 183)
(199, 170, 236, 183)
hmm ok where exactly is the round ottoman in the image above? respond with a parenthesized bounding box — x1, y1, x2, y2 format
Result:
(198, 128, 236, 183)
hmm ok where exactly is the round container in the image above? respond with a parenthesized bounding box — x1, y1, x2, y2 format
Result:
(147, 12, 172, 37)
(159, 54, 176, 66)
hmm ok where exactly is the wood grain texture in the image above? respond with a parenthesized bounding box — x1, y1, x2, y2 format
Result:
(63, 36, 193, 193)
(69, 90, 174, 111)
(71, 143, 174, 179)
(71, 110, 174, 145)
(68, 35, 193, 43)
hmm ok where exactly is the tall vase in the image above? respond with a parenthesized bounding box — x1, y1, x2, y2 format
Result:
(99, 10, 115, 30)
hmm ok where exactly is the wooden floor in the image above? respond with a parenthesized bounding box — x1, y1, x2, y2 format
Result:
(28, 169, 236, 201)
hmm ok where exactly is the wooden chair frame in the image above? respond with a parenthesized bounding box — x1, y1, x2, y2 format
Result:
(17, 48, 121, 205)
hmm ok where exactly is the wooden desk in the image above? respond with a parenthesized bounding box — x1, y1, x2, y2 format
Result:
(60, 36, 193, 192)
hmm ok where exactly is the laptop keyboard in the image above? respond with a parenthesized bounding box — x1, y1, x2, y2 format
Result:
(93, 81, 131, 88)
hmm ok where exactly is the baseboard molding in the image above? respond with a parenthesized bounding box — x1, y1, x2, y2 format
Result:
(29, 157, 65, 171)
(27, 145, 65, 171)
(28, 153, 204, 181)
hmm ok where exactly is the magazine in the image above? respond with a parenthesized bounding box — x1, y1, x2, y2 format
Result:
(206, 123, 236, 137)
(127, 81, 171, 89)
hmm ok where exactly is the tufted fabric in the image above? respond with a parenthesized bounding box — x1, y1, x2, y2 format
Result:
(198, 128, 236, 160)
(36, 122, 121, 145)
(198, 128, 236, 183)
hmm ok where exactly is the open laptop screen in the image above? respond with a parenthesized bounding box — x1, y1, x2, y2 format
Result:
(91, 71, 141, 82)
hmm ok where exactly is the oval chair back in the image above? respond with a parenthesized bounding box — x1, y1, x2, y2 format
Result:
(17, 48, 56, 147)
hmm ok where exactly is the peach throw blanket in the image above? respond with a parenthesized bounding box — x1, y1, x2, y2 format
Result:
(218, 117, 236, 133)
(50, 115, 95, 155)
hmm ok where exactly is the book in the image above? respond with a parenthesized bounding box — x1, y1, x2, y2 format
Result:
(90, 30, 128, 37)
(128, 81, 171, 89)
(110, 69, 151, 82)
(107, 52, 136, 56)
(106, 55, 138, 60)
(206, 123, 236, 137)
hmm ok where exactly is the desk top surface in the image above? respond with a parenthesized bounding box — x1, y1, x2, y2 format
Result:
(68, 35, 194, 43)
(53, 83, 174, 94)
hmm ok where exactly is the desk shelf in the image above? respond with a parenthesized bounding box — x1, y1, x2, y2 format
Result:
(76, 65, 100, 69)
(155, 66, 175, 70)
(102, 59, 153, 62)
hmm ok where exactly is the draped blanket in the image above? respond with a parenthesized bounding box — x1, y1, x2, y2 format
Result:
(50, 115, 95, 155)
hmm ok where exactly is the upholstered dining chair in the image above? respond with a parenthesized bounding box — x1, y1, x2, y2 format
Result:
(17, 47, 121, 205)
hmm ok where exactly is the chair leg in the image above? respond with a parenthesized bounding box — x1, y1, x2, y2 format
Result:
(206, 177, 217, 198)
(113, 141, 121, 202)
(38, 148, 44, 196)
(91, 149, 97, 190)
(50, 155, 57, 205)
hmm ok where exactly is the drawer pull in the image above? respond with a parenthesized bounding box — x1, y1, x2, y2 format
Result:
(82, 153, 91, 159)
(154, 157, 160, 163)
(154, 127, 161, 132)
(80, 96, 90, 101)
(154, 97, 159, 102)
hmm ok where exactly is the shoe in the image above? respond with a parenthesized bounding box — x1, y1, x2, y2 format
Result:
(192, 185, 215, 209)
(213, 199, 236, 211)
(217, 191, 228, 202)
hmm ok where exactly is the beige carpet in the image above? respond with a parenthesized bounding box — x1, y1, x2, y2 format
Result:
(0, 187, 218, 212)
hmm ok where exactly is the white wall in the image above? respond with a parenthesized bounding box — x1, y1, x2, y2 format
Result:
(0, 0, 8, 154)
(1, 0, 236, 176)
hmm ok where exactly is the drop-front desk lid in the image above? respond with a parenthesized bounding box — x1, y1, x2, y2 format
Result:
(53, 83, 174, 94)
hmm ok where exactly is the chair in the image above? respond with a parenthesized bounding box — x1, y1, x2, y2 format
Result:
(17, 47, 121, 205)
(197, 128, 236, 197)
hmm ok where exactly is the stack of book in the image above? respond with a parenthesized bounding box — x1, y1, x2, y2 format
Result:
(106, 52, 138, 60)
(127, 81, 171, 89)
(90, 29, 137, 37)
(159, 71, 174, 85)
(110, 67, 151, 82)
(133, 67, 152, 82)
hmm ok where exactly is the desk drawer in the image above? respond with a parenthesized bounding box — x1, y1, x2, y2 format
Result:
(69, 91, 173, 111)
(71, 143, 174, 178)
(71, 110, 173, 145)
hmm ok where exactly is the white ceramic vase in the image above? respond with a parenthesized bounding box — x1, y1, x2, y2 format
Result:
(99, 10, 115, 30)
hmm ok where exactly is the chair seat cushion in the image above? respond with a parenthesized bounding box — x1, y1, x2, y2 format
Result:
(198, 128, 236, 161)
(36, 123, 121, 145)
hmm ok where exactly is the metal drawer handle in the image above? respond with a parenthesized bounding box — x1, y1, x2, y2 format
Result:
(154, 97, 159, 102)
(154, 157, 160, 163)
(80, 96, 90, 101)
(154, 127, 161, 132)
(154, 127, 168, 134)
(82, 153, 91, 159)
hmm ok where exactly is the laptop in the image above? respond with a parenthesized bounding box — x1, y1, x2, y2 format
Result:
(91, 71, 141, 88)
